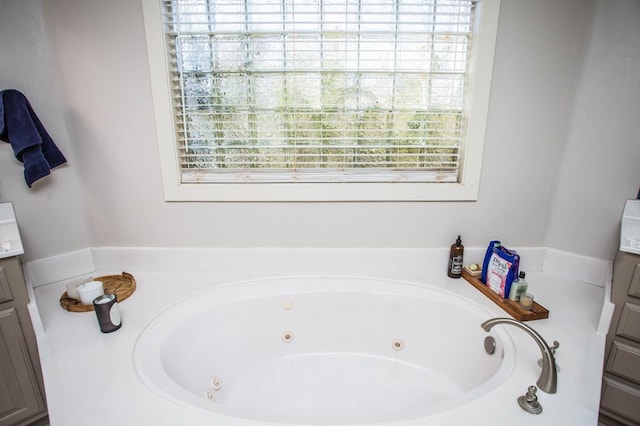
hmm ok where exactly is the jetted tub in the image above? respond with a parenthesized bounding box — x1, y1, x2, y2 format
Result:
(134, 276, 515, 425)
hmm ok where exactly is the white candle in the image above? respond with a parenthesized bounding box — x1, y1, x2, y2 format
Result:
(78, 280, 104, 305)
(65, 281, 84, 300)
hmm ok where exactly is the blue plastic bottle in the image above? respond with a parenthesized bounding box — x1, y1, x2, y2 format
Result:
(481, 240, 500, 284)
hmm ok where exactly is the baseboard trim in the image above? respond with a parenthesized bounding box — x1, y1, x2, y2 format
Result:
(543, 248, 612, 288)
(23, 246, 613, 289)
(25, 248, 95, 288)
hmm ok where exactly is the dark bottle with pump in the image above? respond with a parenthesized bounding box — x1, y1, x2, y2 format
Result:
(448, 235, 464, 278)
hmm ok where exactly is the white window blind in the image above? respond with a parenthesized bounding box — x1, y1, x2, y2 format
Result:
(160, 0, 479, 184)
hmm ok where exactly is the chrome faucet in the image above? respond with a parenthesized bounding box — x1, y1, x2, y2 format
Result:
(481, 317, 558, 394)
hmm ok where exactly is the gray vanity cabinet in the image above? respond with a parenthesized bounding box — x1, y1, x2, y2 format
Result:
(600, 251, 640, 425)
(0, 256, 47, 426)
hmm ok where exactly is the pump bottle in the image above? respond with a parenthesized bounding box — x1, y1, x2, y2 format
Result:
(508, 271, 529, 301)
(447, 235, 464, 278)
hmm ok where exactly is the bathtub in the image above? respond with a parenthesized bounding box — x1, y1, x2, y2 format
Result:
(134, 276, 515, 425)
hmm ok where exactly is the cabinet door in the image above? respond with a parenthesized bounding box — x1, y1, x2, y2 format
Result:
(0, 266, 13, 304)
(617, 303, 640, 343)
(0, 307, 45, 426)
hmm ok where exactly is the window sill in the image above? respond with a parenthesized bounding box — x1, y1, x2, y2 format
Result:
(161, 181, 480, 202)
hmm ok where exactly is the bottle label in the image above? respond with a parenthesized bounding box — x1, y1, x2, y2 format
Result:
(109, 302, 122, 326)
(487, 253, 512, 297)
(451, 255, 463, 274)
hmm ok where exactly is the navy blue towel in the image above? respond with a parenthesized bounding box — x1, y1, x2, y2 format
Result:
(0, 89, 67, 187)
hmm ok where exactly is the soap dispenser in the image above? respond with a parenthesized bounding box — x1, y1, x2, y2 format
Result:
(509, 271, 529, 301)
(447, 235, 464, 278)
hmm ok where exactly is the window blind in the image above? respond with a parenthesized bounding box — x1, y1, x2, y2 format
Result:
(161, 0, 478, 184)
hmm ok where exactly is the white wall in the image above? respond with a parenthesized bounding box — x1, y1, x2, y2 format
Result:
(546, 0, 640, 257)
(1, 0, 638, 262)
(0, 0, 91, 262)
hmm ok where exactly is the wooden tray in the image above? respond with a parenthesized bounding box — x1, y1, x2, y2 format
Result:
(462, 269, 549, 321)
(60, 272, 136, 312)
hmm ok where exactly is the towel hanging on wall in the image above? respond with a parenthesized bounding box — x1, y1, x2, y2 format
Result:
(0, 89, 67, 187)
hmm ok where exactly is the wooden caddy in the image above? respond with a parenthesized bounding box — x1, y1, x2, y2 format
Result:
(462, 269, 549, 321)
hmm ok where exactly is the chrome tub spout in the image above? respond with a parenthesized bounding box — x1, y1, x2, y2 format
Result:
(481, 317, 557, 394)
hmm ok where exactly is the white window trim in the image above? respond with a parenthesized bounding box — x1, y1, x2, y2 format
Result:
(141, 0, 500, 201)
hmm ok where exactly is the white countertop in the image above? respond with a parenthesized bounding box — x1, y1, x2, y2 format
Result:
(32, 248, 609, 426)
(0, 202, 24, 259)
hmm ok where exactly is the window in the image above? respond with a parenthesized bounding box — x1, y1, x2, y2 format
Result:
(142, 0, 499, 200)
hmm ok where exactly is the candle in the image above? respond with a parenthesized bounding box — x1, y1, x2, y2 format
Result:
(65, 280, 87, 300)
(519, 293, 534, 311)
(92, 293, 122, 333)
(65, 282, 80, 300)
(77, 280, 104, 305)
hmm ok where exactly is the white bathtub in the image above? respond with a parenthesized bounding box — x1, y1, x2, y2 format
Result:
(134, 276, 515, 425)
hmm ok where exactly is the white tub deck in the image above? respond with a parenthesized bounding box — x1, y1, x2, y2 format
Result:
(31, 248, 609, 426)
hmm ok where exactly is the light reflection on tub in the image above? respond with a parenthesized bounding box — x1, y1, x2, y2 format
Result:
(134, 276, 515, 425)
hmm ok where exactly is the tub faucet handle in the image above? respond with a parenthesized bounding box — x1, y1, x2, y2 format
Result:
(525, 386, 538, 402)
(538, 340, 560, 372)
(518, 385, 543, 414)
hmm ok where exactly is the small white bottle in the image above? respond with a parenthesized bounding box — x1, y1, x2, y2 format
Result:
(509, 271, 528, 302)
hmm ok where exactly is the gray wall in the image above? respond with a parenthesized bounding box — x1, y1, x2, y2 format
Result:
(1, 0, 639, 262)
